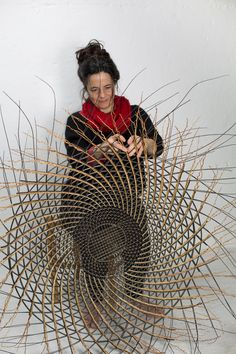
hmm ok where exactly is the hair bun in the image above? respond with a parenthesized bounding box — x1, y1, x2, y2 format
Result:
(76, 40, 110, 65)
(75, 39, 120, 85)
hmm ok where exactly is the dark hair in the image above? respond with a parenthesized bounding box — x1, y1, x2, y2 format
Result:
(75, 40, 120, 87)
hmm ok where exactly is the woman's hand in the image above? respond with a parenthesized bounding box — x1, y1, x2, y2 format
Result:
(92, 134, 157, 159)
(93, 134, 127, 158)
(127, 135, 157, 158)
(127, 135, 143, 158)
(105, 134, 127, 153)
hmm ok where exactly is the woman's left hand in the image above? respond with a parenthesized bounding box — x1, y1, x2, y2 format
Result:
(127, 135, 143, 158)
(127, 135, 157, 158)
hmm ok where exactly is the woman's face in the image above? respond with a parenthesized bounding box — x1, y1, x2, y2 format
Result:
(86, 72, 114, 113)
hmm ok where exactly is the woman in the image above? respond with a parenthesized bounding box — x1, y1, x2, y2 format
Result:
(63, 40, 163, 325)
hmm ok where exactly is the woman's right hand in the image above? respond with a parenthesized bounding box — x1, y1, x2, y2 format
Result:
(100, 134, 127, 154)
(91, 134, 127, 159)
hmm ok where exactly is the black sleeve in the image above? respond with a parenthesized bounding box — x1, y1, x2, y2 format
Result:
(65, 113, 98, 169)
(65, 113, 93, 159)
(132, 105, 164, 157)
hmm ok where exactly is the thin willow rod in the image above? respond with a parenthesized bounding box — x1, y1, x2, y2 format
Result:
(1, 172, 115, 222)
(0, 229, 73, 326)
(16, 110, 40, 210)
(1, 154, 121, 208)
(120, 68, 147, 97)
(40, 253, 74, 353)
(140, 117, 158, 218)
(196, 267, 236, 319)
(0, 107, 21, 199)
(158, 121, 202, 144)
(143, 91, 180, 113)
(106, 274, 202, 318)
(146, 120, 173, 220)
(169, 133, 236, 168)
(62, 113, 151, 216)
(1, 195, 99, 226)
(2, 93, 37, 176)
(2, 190, 108, 230)
(164, 130, 236, 166)
(0, 328, 80, 348)
(8, 125, 131, 200)
(91, 280, 172, 344)
(135, 253, 224, 286)
(82, 281, 147, 353)
(155, 161, 216, 245)
(104, 282, 207, 332)
(46, 256, 77, 353)
(77, 276, 123, 354)
(35, 76, 57, 151)
(150, 187, 206, 263)
(65, 270, 92, 353)
(61, 146, 131, 214)
(129, 122, 148, 224)
(177, 297, 200, 354)
(195, 259, 236, 309)
(133, 80, 180, 108)
(165, 123, 235, 148)
(157, 75, 228, 125)
(51, 122, 158, 220)
(157, 161, 194, 235)
(167, 133, 236, 150)
(1, 96, 236, 353)
(153, 126, 187, 220)
(182, 277, 220, 347)
(200, 219, 236, 267)
(66, 99, 161, 149)
(1, 216, 70, 262)
(188, 204, 236, 256)
(126, 244, 217, 283)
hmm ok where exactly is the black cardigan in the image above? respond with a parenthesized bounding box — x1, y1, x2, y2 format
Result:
(65, 105, 163, 161)
(64, 105, 163, 197)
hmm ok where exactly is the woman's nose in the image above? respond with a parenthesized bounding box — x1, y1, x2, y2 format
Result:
(99, 88, 105, 98)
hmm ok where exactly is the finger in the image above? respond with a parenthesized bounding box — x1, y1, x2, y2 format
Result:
(128, 141, 143, 157)
(112, 134, 126, 143)
(127, 135, 135, 145)
(108, 134, 126, 146)
(127, 143, 131, 153)
(137, 144, 144, 158)
(127, 138, 139, 153)
(128, 144, 137, 157)
(127, 142, 134, 154)
(113, 142, 127, 153)
(108, 134, 123, 144)
(118, 134, 126, 143)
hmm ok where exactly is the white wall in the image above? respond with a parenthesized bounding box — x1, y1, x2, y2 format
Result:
(0, 0, 235, 141)
(0, 1, 236, 353)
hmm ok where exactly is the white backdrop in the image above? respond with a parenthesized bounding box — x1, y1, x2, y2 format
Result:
(0, 1, 236, 353)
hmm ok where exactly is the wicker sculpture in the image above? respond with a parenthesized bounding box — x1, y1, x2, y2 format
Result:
(0, 91, 235, 354)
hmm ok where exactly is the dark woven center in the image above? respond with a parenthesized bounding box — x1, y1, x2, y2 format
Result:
(88, 223, 126, 262)
(74, 206, 145, 278)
